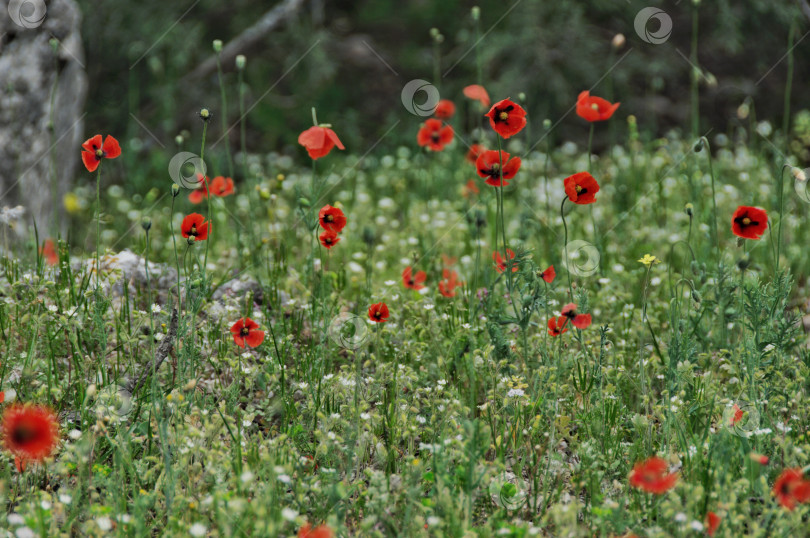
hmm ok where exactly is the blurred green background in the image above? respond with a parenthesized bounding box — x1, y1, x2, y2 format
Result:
(77, 0, 809, 187)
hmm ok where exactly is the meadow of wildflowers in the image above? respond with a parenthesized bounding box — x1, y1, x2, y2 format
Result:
(3, 2, 810, 537)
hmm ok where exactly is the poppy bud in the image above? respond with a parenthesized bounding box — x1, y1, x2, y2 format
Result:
(198, 108, 212, 122)
(471, 6, 480, 20)
(430, 27, 440, 39)
(49, 38, 59, 53)
(693, 139, 704, 152)
(189, 278, 203, 288)
(362, 226, 376, 247)
(737, 254, 750, 270)
(435, 33, 445, 44)
(260, 189, 270, 200)
(542, 118, 552, 130)
(518, 92, 526, 102)
(299, 197, 311, 208)
(684, 203, 693, 217)
(212, 39, 223, 53)
(691, 289, 701, 303)
(612, 33, 625, 49)
(174, 134, 184, 146)
(141, 217, 152, 231)
(276, 173, 285, 182)
(236, 55, 246, 70)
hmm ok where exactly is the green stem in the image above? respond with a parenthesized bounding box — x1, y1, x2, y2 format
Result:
(783, 20, 796, 153)
(216, 52, 234, 179)
(699, 136, 720, 266)
(200, 122, 211, 277)
(96, 166, 102, 291)
(561, 196, 573, 302)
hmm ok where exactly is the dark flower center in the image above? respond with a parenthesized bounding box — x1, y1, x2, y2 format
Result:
(431, 132, 440, 141)
(735, 215, 758, 228)
(374, 311, 381, 318)
(190, 225, 197, 235)
(576, 185, 587, 194)
(12, 425, 36, 445)
(325, 214, 334, 223)
(499, 111, 509, 121)
(95, 149, 104, 158)
(240, 327, 250, 336)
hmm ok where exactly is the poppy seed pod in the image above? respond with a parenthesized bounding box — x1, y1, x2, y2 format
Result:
(198, 108, 212, 122)
(174, 134, 184, 145)
(49, 38, 59, 53)
(471, 6, 480, 20)
(212, 39, 223, 53)
(693, 139, 704, 152)
(684, 203, 693, 217)
(171, 184, 181, 197)
(236, 55, 246, 70)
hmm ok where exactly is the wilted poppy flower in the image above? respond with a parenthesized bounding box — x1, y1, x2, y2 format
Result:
(438, 269, 460, 298)
(576, 91, 620, 122)
(731, 206, 768, 240)
(417, 118, 454, 152)
(548, 316, 568, 337)
(209, 176, 234, 197)
(749, 452, 769, 465)
(476, 150, 522, 187)
(230, 317, 265, 348)
(318, 205, 347, 234)
(189, 175, 210, 204)
(564, 172, 600, 205)
(561, 303, 592, 329)
(2, 404, 59, 465)
(181, 213, 210, 241)
(298, 126, 345, 160)
(319, 231, 340, 249)
(463, 84, 490, 108)
(706, 512, 721, 537)
(493, 249, 518, 273)
(81, 134, 121, 173)
(298, 523, 335, 538)
(368, 302, 389, 323)
(629, 457, 679, 494)
(40, 239, 58, 266)
(466, 144, 486, 164)
(773, 468, 810, 510)
(463, 179, 479, 198)
(485, 98, 527, 139)
(434, 99, 456, 119)
(539, 265, 555, 284)
(403, 266, 427, 290)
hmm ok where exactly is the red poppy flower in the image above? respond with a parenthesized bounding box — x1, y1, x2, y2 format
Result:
(368, 302, 389, 323)
(466, 144, 486, 164)
(548, 316, 569, 337)
(417, 118, 454, 152)
(2, 404, 59, 464)
(298, 523, 335, 538)
(463, 179, 479, 198)
(181, 213, 210, 241)
(476, 150, 522, 187)
(209, 176, 234, 197)
(773, 468, 810, 510)
(485, 98, 527, 139)
(319, 231, 340, 249)
(561, 303, 592, 329)
(441, 254, 457, 266)
(729, 404, 744, 426)
(318, 205, 347, 234)
(706, 512, 721, 537)
(539, 265, 555, 284)
(750, 452, 769, 465)
(298, 126, 345, 160)
(628, 457, 679, 494)
(493, 249, 518, 273)
(434, 99, 456, 119)
(731, 206, 768, 240)
(230, 317, 265, 348)
(81, 134, 121, 173)
(438, 269, 460, 298)
(564, 172, 600, 205)
(576, 91, 620, 122)
(189, 175, 210, 204)
(463, 84, 491, 108)
(40, 239, 58, 267)
(402, 266, 427, 290)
